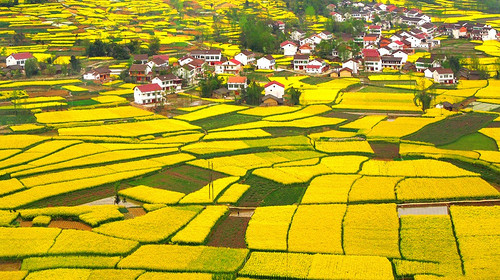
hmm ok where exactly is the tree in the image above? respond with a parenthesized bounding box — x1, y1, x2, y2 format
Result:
(148, 36, 160, 56)
(285, 86, 303, 105)
(24, 58, 39, 78)
(448, 56, 461, 76)
(199, 74, 223, 98)
(241, 81, 264, 105)
(413, 79, 435, 112)
(12, 32, 25, 45)
(70, 55, 81, 74)
(239, 16, 276, 53)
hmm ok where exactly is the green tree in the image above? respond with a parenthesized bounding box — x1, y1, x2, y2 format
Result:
(199, 74, 223, 98)
(285, 86, 303, 105)
(242, 81, 264, 105)
(70, 55, 81, 74)
(148, 36, 161, 56)
(413, 79, 435, 113)
(448, 56, 462, 76)
(24, 58, 39, 78)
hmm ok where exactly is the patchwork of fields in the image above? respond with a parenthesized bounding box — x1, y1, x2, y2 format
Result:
(0, 0, 500, 279)
(0, 103, 498, 280)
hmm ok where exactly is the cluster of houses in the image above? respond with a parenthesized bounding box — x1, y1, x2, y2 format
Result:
(57, 1, 500, 105)
(440, 22, 498, 41)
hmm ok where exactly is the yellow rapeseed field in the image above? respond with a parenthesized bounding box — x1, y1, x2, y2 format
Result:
(343, 204, 401, 258)
(288, 204, 346, 254)
(171, 205, 228, 244)
(246, 205, 296, 251)
(301, 174, 360, 204)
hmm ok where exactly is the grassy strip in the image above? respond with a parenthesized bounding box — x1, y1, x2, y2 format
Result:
(403, 112, 497, 146)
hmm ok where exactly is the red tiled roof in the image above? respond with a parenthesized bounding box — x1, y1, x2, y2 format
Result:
(11, 52, 34, 60)
(280, 41, 297, 47)
(264, 81, 285, 88)
(135, 83, 162, 92)
(229, 59, 241, 65)
(228, 76, 247, 84)
(364, 36, 378, 41)
(299, 44, 312, 50)
(153, 55, 169, 61)
(362, 49, 380, 57)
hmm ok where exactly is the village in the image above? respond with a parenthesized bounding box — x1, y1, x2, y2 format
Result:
(2, 0, 499, 108)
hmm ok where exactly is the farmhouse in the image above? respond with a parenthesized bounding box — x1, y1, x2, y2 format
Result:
(364, 56, 382, 72)
(152, 74, 182, 92)
(234, 50, 255, 65)
(227, 76, 247, 91)
(256, 55, 276, 70)
(147, 56, 169, 68)
(215, 59, 242, 75)
(83, 66, 110, 82)
(381, 55, 403, 70)
(133, 83, 163, 105)
(133, 54, 148, 64)
(338, 67, 353, 77)
(342, 59, 360, 74)
(261, 94, 283, 106)
(264, 81, 285, 99)
(415, 57, 440, 72)
(190, 49, 222, 65)
(6, 52, 34, 68)
(306, 59, 329, 74)
(280, 41, 298, 56)
(293, 54, 309, 71)
(291, 30, 306, 41)
(129, 64, 152, 82)
(433, 68, 455, 84)
(299, 44, 313, 55)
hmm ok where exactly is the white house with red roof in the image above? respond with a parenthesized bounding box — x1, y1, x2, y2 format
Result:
(306, 59, 329, 74)
(299, 44, 313, 55)
(363, 35, 380, 48)
(276, 21, 285, 32)
(227, 76, 247, 91)
(330, 11, 344, 22)
(215, 59, 242, 74)
(133, 83, 164, 105)
(256, 55, 276, 70)
(280, 41, 298, 56)
(6, 52, 34, 68)
(368, 25, 382, 35)
(387, 40, 405, 51)
(264, 81, 285, 99)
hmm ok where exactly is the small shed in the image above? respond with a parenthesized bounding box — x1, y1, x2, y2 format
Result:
(261, 95, 283, 106)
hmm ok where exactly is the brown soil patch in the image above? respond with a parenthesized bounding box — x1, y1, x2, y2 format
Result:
(124, 207, 146, 219)
(49, 220, 92, 231)
(206, 216, 250, 248)
(19, 220, 33, 227)
(29, 184, 132, 208)
(0, 260, 21, 271)
(369, 141, 400, 160)
(28, 90, 69, 98)
(487, 122, 500, 128)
